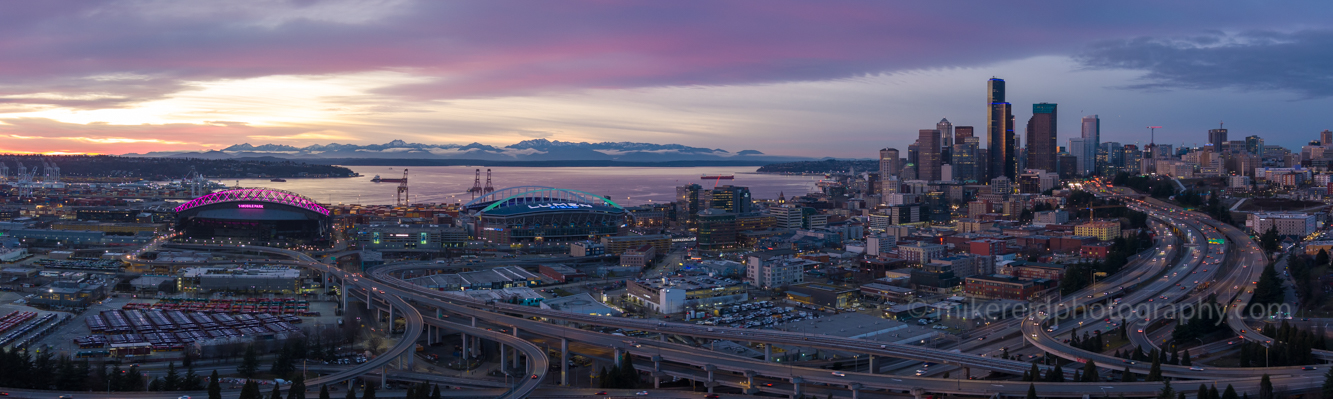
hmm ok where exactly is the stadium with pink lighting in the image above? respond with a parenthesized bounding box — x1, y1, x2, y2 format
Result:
(174, 188, 331, 245)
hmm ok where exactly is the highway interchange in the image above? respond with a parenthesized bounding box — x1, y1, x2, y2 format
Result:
(13, 183, 1331, 398)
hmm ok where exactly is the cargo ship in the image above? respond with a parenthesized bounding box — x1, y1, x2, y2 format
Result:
(700, 174, 735, 180)
(269, 178, 287, 182)
(372, 175, 406, 183)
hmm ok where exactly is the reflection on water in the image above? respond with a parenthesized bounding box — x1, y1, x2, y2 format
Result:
(220, 166, 822, 206)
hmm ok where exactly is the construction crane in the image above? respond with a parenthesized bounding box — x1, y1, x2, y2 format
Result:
(483, 169, 495, 194)
(467, 169, 484, 199)
(1147, 126, 1162, 145)
(396, 169, 409, 206)
(1086, 204, 1125, 220)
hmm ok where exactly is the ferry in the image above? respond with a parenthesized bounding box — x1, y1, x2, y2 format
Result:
(270, 178, 287, 182)
(700, 174, 735, 180)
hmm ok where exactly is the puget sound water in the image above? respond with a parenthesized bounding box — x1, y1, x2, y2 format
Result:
(225, 166, 823, 207)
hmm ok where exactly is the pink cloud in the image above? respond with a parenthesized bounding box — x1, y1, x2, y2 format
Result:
(0, 118, 317, 154)
(0, 0, 1325, 107)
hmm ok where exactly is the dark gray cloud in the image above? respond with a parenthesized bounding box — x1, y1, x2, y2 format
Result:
(1077, 30, 1333, 98)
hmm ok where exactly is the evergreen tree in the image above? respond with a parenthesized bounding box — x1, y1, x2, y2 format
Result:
(163, 362, 181, 391)
(1221, 385, 1237, 399)
(126, 365, 144, 391)
(1083, 360, 1099, 382)
(1198, 384, 1209, 399)
(239, 344, 261, 378)
(148, 378, 163, 391)
(209, 370, 222, 399)
(1026, 383, 1038, 399)
(404, 386, 414, 399)
(1251, 262, 1286, 308)
(240, 380, 262, 399)
(320, 385, 331, 399)
(1324, 367, 1333, 399)
(430, 385, 441, 399)
(1208, 385, 1219, 399)
(1260, 226, 1280, 253)
(1181, 350, 1191, 367)
(184, 365, 203, 391)
(1122, 366, 1136, 382)
(344, 385, 356, 399)
(270, 383, 282, 399)
(287, 375, 306, 399)
(362, 383, 376, 399)
(1258, 374, 1272, 399)
(1147, 352, 1163, 382)
(598, 367, 610, 388)
(1158, 380, 1174, 399)
(618, 351, 637, 388)
(1318, 249, 1330, 267)
(1028, 363, 1040, 382)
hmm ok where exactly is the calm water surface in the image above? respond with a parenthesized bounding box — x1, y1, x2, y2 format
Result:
(223, 166, 822, 206)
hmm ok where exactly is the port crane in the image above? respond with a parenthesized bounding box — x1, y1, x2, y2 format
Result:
(396, 169, 409, 206)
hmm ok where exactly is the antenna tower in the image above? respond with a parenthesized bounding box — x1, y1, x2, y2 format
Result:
(483, 169, 495, 194)
(396, 168, 410, 206)
(467, 168, 484, 199)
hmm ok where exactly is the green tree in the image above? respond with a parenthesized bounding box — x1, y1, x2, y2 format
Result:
(183, 365, 203, 391)
(1318, 249, 1330, 267)
(1208, 385, 1219, 399)
(1158, 380, 1175, 399)
(1258, 374, 1273, 399)
(239, 344, 261, 378)
(598, 367, 610, 388)
(1221, 385, 1237, 399)
(430, 385, 441, 399)
(344, 385, 356, 399)
(163, 362, 180, 391)
(287, 376, 306, 399)
(1083, 360, 1099, 382)
(362, 383, 376, 399)
(1026, 383, 1038, 399)
(1251, 262, 1287, 309)
(240, 380, 262, 399)
(1324, 367, 1333, 399)
(1198, 384, 1209, 399)
(1180, 350, 1191, 367)
(1122, 366, 1136, 382)
(319, 385, 331, 399)
(1147, 351, 1163, 381)
(270, 383, 282, 399)
(208, 370, 222, 399)
(1261, 226, 1280, 253)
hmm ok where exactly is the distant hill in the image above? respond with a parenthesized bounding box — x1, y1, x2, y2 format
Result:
(125, 139, 804, 165)
(757, 159, 877, 174)
(0, 154, 355, 180)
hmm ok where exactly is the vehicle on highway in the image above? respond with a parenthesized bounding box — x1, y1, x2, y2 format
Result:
(832, 371, 846, 377)
(636, 391, 649, 396)
(1189, 367, 1204, 371)
(1304, 366, 1319, 371)
(595, 392, 608, 395)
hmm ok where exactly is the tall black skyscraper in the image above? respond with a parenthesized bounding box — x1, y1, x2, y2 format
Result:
(1025, 103, 1057, 172)
(987, 78, 1015, 181)
(918, 129, 942, 181)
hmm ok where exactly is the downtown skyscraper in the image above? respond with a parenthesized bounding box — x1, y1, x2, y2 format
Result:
(986, 78, 1016, 181)
(951, 126, 979, 183)
(917, 129, 942, 181)
(1025, 103, 1057, 173)
(1081, 115, 1100, 175)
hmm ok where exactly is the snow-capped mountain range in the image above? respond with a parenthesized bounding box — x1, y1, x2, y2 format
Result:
(127, 139, 805, 164)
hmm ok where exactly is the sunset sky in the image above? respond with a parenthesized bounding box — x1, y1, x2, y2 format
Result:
(3, 1, 1333, 156)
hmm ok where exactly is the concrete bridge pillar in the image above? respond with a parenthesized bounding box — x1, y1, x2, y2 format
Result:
(791, 377, 804, 399)
(651, 355, 663, 389)
(366, 287, 372, 309)
(387, 303, 393, 331)
(911, 388, 924, 399)
(461, 333, 469, 365)
(868, 355, 875, 374)
(500, 344, 508, 374)
(849, 383, 863, 399)
(614, 348, 624, 367)
(380, 365, 386, 388)
(964, 367, 970, 380)
(744, 370, 758, 395)
(764, 345, 771, 362)
(561, 338, 570, 386)
(705, 365, 717, 394)
(341, 285, 346, 309)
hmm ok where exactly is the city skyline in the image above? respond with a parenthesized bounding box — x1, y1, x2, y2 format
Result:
(2, 2, 1333, 157)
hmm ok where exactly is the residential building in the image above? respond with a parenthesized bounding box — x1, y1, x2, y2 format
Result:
(964, 275, 1038, 300)
(627, 275, 747, 314)
(746, 250, 811, 288)
(898, 242, 946, 265)
(571, 241, 605, 257)
(1075, 221, 1121, 241)
(619, 244, 656, 268)
(1248, 213, 1317, 237)
(601, 234, 671, 256)
(1033, 210, 1069, 226)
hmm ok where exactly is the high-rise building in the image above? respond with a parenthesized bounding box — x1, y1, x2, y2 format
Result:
(1025, 103, 1058, 172)
(986, 78, 1016, 182)
(675, 184, 702, 223)
(951, 126, 979, 183)
(879, 147, 901, 185)
(1100, 142, 1122, 175)
(1082, 115, 1100, 174)
(1122, 144, 1141, 174)
(708, 185, 752, 214)
(1208, 128, 1228, 151)
(918, 129, 942, 181)
(1067, 138, 1088, 176)
(1322, 130, 1333, 147)
(938, 118, 949, 150)
(1245, 136, 1264, 156)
